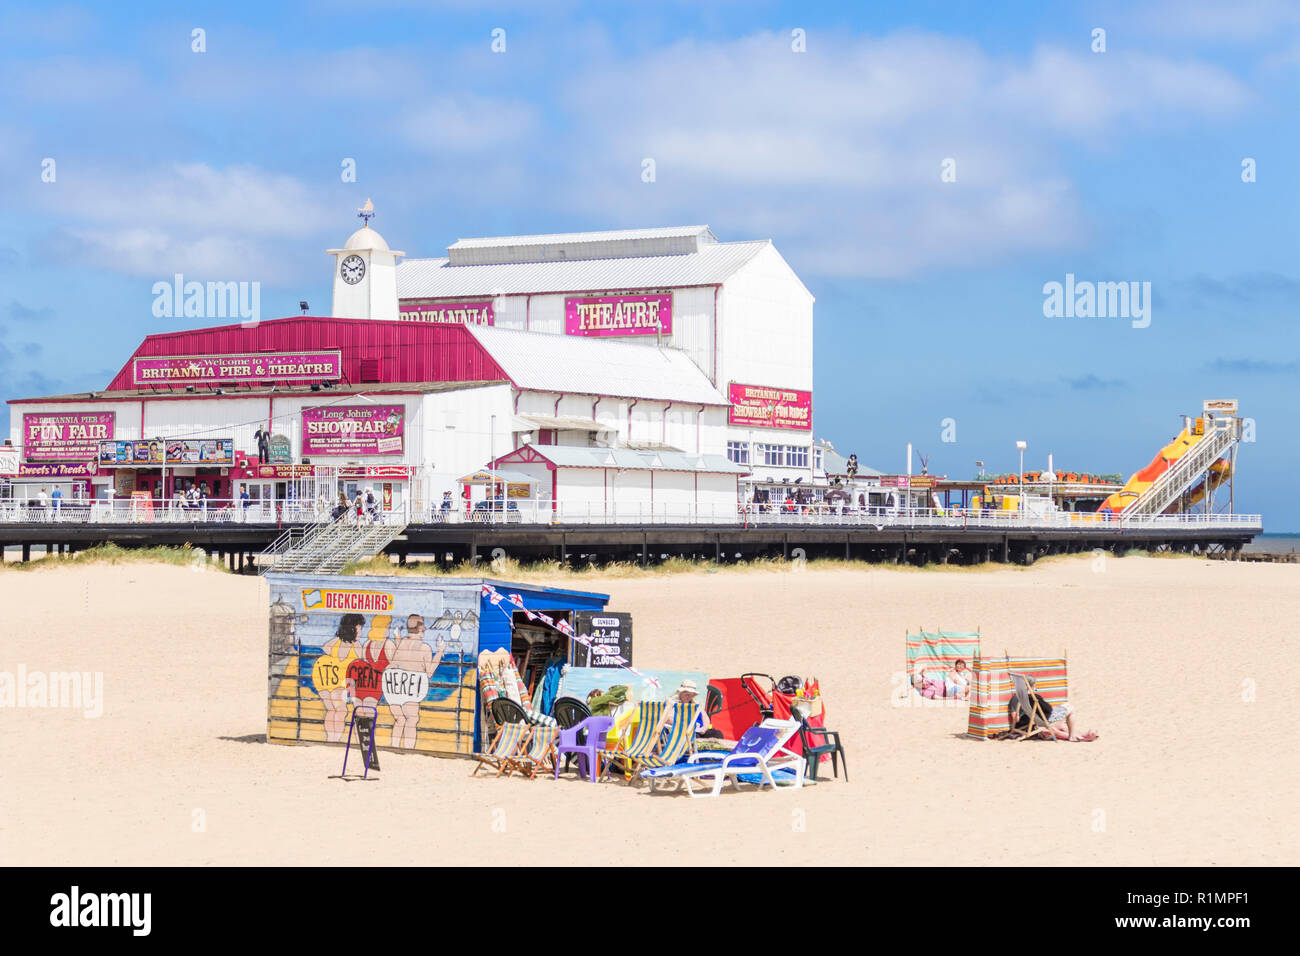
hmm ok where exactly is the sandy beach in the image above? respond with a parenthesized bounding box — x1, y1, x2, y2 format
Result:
(1, 554, 1295, 867)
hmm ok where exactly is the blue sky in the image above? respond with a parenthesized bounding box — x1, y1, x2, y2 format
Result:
(2, 1, 1298, 525)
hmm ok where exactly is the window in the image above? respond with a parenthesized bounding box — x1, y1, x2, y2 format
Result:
(814, 447, 824, 471)
(758, 443, 784, 467)
(786, 445, 809, 469)
(726, 440, 750, 465)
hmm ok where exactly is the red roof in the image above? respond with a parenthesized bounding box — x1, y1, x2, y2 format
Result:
(103, 316, 511, 391)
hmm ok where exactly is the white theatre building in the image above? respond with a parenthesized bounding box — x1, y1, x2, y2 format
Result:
(392, 225, 817, 486)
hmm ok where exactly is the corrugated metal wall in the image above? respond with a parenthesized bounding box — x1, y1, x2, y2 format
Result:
(104, 317, 511, 391)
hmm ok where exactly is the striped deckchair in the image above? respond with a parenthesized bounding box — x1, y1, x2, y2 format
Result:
(597, 701, 666, 781)
(967, 655, 1068, 739)
(506, 725, 558, 778)
(1007, 671, 1057, 741)
(472, 721, 531, 777)
(906, 628, 981, 690)
(631, 702, 701, 775)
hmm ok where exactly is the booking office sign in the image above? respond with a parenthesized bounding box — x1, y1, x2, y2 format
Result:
(266, 574, 482, 755)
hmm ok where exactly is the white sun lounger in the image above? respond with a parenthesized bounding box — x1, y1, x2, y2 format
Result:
(640, 718, 805, 798)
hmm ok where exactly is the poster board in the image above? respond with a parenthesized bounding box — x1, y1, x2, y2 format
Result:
(557, 667, 708, 712)
(571, 611, 633, 667)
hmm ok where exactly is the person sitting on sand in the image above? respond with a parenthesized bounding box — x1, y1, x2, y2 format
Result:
(945, 659, 971, 700)
(1007, 680, 1098, 741)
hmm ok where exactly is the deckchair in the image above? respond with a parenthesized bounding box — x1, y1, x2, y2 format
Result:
(472, 721, 532, 777)
(639, 718, 805, 798)
(597, 700, 666, 781)
(506, 725, 557, 778)
(1007, 672, 1058, 741)
(627, 702, 701, 777)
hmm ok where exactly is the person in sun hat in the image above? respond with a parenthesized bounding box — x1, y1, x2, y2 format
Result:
(653, 678, 712, 742)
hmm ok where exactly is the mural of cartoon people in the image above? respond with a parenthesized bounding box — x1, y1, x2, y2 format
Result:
(313, 613, 362, 742)
(346, 617, 391, 709)
(384, 614, 448, 749)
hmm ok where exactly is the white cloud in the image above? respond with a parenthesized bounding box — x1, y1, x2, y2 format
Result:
(400, 95, 540, 153)
(31, 163, 336, 279)
(553, 31, 1252, 277)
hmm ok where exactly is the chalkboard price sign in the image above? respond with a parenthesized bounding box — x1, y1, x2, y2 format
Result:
(572, 611, 633, 668)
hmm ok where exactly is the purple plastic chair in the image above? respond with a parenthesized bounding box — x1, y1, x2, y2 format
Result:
(555, 715, 614, 782)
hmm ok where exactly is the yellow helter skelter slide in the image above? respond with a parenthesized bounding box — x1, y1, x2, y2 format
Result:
(1097, 424, 1232, 516)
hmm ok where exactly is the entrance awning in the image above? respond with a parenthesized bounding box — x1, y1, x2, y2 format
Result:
(457, 469, 539, 485)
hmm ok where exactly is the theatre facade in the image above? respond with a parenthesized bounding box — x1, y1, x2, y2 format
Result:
(4, 221, 817, 521)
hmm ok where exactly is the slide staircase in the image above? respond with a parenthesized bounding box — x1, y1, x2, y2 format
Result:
(1119, 417, 1238, 522)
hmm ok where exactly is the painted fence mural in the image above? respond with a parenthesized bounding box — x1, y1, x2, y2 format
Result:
(267, 574, 479, 755)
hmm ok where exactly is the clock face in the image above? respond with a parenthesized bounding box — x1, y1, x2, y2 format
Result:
(340, 254, 366, 285)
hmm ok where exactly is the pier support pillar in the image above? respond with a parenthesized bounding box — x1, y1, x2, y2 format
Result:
(22, 544, 31, 562)
(1001, 538, 1010, 563)
(641, 532, 647, 567)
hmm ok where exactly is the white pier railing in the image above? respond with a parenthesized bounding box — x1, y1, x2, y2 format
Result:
(0, 498, 1263, 532)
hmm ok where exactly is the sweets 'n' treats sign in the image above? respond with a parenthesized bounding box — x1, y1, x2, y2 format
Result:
(302, 405, 405, 456)
(727, 382, 813, 431)
(132, 351, 342, 385)
(565, 293, 672, 337)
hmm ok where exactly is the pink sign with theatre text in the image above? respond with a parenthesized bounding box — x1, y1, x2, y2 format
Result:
(564, 293, 673, 337)
(302, 405, 405, 457)
(132, 351, 342, 385)
(398, 300, 495, 325)
(727, 383, 813, 431)
(23, 412, 115, 461)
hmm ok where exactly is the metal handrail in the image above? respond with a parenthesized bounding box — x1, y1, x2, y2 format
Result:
(0, 497, 1261, 532)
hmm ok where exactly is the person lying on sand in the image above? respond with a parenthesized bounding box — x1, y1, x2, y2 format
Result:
(1008, 686, 1098, 741)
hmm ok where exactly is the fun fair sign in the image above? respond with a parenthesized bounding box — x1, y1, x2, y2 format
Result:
(398, 301, 495, 325)
(302, 405, 405, 457)
(23, 412, 115, 461)
(727, 383, 813, 431)
(564, 293, 673, 337)
(131, 352, 342, 385)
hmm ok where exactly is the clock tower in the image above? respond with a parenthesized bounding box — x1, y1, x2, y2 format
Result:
(328, 200, 404, 321)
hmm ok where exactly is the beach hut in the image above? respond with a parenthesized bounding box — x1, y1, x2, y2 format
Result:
(967, 656, 1069, 739)
(265, 572, 609, 757)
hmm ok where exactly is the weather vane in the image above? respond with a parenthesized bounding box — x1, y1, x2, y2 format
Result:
(358, 198, 375, 227)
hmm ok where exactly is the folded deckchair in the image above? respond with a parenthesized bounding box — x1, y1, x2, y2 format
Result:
(1008, 671, 1058, 741)
(506, 725, 558, 778)
(597, 700, 666, 781)
(639, 718, 804, 798)
(472, 721, 532, 777)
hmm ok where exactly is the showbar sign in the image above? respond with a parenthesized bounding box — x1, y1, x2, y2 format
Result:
(132, 351, 342, 385)
(564, 292, 672, 337)
(302, 405, 405, 457)
(23, 412, 115, 461)
(398, 300, 495, 325)
(727, 382, 812, 431)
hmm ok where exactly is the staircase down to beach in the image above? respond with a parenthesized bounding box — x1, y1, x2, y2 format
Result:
(259, 517, 406, 575)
